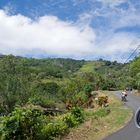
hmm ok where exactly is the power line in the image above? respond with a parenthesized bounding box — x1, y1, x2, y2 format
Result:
(124, 45, 140, 63)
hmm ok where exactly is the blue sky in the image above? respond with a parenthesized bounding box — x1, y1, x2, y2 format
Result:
(0, 0, 140, 62)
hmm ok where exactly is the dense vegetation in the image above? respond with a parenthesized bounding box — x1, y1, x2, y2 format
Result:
(0, 54, 139, 139)
(130, 56, 140, 91)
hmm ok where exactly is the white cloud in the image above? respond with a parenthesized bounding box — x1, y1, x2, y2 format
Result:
(0, 10, 96, 58)
(0, 9, 139, 62)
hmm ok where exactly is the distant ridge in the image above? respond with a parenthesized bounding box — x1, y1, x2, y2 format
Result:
(0, 54, 4, 58)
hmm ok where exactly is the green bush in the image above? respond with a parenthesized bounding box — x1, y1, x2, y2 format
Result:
(101, 80, 117, 90)
(40, 120, 68, 140)
(28, 96, 56, 108)
(63, 107, 85, 128)
(0, 106, 85, 140)
(70, 91, 88, 107)
(40, 108, 85, 140)
(75, 91, 88, 102)
(63, 113, 78, 128)
(71, 107, 85, 123)
(0, 107, 43, 140)
(84, 83, 95, 97)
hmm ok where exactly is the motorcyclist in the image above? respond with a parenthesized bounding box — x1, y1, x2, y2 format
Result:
(121, 90, 127, 102)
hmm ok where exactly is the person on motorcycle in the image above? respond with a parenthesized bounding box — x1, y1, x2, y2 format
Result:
(121, 90, 127, 101)
(124, 89, 128, 97)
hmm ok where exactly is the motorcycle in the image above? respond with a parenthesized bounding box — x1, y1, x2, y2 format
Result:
(121, 92, 127, 102)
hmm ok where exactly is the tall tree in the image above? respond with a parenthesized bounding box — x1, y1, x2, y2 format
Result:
(130, 56, 140, 91)
(0, 55, 31, 113)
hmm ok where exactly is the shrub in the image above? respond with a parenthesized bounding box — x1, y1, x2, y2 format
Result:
(40, 120, 68, 140)
(41, 108, 85, 140)
(63, 107, 85, 128)
(63, 113, 78, 128)
(84, 83, 95, 98)
(0, 107, 85, 140)
(71, 91, 88, 107)
(98, 96, 108, 107)
(71, 107, 85, 123)
(101, 80, 117, 90)
(0, 107, 43, 140)
(28, 96, 56, 108)
(44, 82, 59, 95)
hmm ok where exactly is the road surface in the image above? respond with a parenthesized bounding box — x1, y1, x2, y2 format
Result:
(103, 91, 140, 140)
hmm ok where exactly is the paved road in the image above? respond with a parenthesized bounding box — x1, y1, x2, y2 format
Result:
(103, 91, 140, 140)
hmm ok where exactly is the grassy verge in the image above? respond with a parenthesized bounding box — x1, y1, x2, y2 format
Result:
(78, 61, 104, 73)
(60, 91, 132, 140)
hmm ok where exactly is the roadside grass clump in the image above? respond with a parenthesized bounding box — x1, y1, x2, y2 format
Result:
(93, 108, 110, 118)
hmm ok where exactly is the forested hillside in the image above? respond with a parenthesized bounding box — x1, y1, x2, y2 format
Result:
(0, 55, 139, 139)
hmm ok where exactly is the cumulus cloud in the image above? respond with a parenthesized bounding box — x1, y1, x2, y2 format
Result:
(0, 9, 139, 62)
(0, 10, 97, 58)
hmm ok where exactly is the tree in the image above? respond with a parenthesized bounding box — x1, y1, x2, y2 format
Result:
(84, 83, 95, 97)
(130, 56, 140, 91)
(130, 56, 140, 77)
(0, 55, 31, 113)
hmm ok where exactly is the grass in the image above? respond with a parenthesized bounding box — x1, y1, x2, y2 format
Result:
(91, 106, 131, 140)
(60, 91, 132, 140)
(42, 78, 70, 86)
(78, 61, 104, 73)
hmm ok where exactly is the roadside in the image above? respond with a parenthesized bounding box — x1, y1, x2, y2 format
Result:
(59, 91, 132, 140)
(104, 91, 140, 140)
